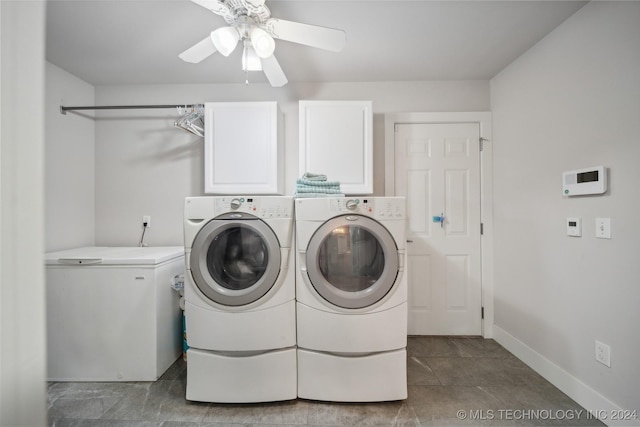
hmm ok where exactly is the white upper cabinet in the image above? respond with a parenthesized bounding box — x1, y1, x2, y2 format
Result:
(299, 100, 373, 195)
(204, 102, 283, 195)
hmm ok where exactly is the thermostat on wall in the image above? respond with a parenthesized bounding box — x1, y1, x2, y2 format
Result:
(562, 166, 607, 196)
(566, 217, 581, 237)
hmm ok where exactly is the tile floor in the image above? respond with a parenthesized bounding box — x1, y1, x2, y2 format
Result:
(48, 337, 604, 427)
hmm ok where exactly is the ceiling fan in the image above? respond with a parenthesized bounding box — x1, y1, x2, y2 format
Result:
(179, 0, 347, 87)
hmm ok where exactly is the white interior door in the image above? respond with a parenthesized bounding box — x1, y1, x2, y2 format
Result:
(395, 123, 482, 335)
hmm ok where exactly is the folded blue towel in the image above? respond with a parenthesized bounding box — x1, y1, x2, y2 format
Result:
(302, 172, 328, 181)
(296, 173, 342, 197)
(296, 185, 343, 194)
(294, 192, 345, 198)
(296, 178, 342, 187)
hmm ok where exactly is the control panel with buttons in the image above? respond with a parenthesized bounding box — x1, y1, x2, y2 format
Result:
(328, 198, 405, 219)
(214, 197, 292, 218)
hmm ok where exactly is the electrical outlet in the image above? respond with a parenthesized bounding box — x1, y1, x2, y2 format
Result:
(595, 340, 611, 367)
(143, 215, 151, 228)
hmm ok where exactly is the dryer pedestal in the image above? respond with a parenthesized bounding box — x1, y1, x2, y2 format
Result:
(297, 348, 407, 402)
(186, 347, 297, 403)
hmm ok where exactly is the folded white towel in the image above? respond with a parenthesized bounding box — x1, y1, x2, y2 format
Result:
(296, 185, 343, 194)
(296, 178, 341, 187)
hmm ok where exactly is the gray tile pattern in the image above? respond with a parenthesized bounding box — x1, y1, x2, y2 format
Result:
(49, 337, 604, 427)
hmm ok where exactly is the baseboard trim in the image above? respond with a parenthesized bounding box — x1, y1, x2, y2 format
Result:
(493, 325, 639, 427)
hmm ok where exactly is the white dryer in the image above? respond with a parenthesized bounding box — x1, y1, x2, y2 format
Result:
(183, 196, 296, 403)
(295, 197, 407, 402)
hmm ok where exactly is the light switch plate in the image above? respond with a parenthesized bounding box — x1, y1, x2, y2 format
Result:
(595, 218, 611, 239)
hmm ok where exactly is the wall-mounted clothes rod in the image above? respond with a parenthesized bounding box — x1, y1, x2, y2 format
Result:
(59, 104, 203, 115)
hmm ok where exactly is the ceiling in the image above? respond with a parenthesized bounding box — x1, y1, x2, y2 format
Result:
(45, 0, 587, 87)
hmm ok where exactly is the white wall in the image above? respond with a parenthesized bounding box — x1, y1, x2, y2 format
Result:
(0, 1, 48, 426)
(41, 0, 640, 419)
(491, 1, 640, 418)
(45, 62, 95, 252)
(91, 81, 489, 246)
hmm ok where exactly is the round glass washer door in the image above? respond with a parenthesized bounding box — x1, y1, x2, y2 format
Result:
(190, 213, 281, 306)
(305, 215, 399, 309)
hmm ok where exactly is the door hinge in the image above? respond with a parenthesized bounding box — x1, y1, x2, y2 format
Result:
(480, 137, 489, 151)
(481, 306, 485, 319)
(480, 223, 484, 235)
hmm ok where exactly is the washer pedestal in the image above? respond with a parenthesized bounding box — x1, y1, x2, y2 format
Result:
(186, 347, 297, 403)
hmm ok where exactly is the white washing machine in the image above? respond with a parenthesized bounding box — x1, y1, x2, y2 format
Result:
(183, 196, 296, 403)
(295, 197, 407, 402)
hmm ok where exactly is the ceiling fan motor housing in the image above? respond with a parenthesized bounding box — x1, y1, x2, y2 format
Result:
(221, 0, 271, 25)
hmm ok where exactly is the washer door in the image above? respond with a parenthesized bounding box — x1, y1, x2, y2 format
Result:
(190, 213, 281, 306)
(306, 215, 399, 309)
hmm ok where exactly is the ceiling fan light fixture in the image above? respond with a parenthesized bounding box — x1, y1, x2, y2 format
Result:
(211, 26, 240, 57)
(250, 27, 275, 58)
(242, 41, 262, 71)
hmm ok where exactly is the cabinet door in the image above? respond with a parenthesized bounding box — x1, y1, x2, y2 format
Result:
(299, 101, 373, 195)
(205, 102, 283, 195)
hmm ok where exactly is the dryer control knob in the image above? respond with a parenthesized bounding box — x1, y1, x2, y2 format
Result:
(230, 198, 242, 209)
(346, 199, 358, 210)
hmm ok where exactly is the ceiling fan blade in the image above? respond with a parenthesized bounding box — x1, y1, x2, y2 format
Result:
(261, 54, 288, 87)
(266, 18, 346, 52)
(179, 36, 217, 63)
(189, 0, 229, 15)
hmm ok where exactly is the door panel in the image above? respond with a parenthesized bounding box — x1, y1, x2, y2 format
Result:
(409, 254, 432, 311)
(395, 123, 482, 335)
(445, 254, 469, 310)
(407, 171, 431, 236)
(445, 170, 469, 236)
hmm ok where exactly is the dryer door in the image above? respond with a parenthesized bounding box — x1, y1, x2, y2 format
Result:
(305, 215, 399, 309)
(190, 213, 281, 306)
